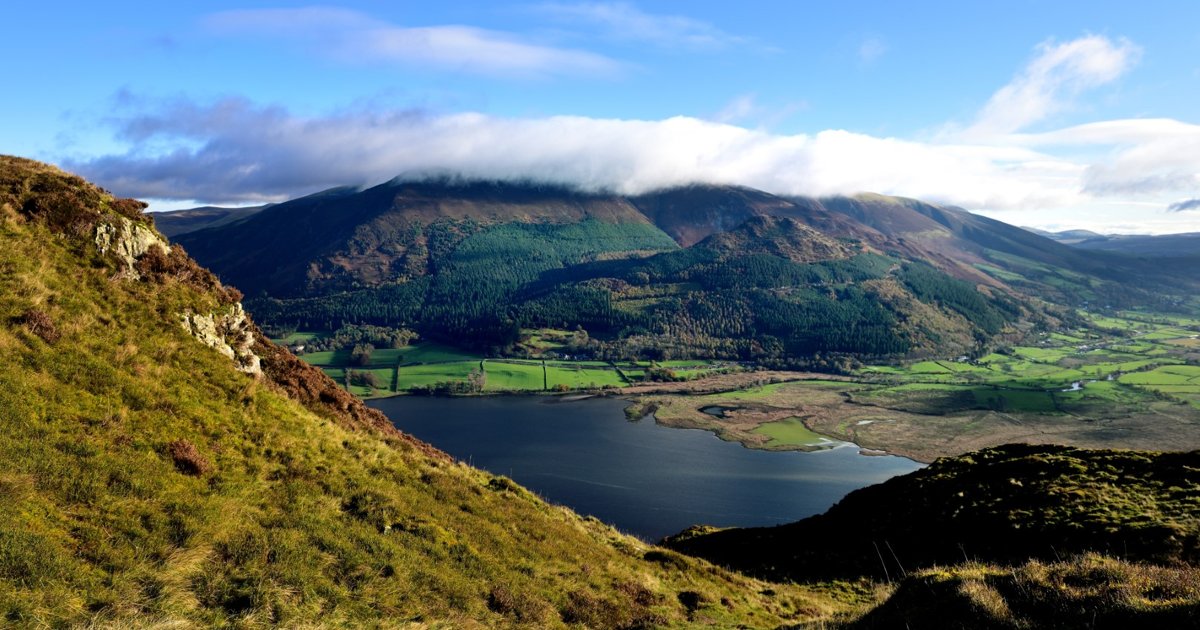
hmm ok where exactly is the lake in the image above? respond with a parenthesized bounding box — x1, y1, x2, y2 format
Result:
(369, 395, 923, 541)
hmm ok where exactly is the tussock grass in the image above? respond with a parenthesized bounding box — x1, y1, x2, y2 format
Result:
(842, 555, 1200, 629)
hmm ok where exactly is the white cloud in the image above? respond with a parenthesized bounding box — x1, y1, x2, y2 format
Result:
(858, 37, 887, 64)
(203, 7, 620, 78)
(64, 35, 1200, 234)
(714, 94, 759, 123)
(67, 97, 1082, 211)
(963, 35, 1141, 138)
(1005, 118, 1200, 200)
(534, 2, 745, 50)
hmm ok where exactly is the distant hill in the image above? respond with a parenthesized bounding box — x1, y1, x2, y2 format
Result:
(1033, 229, 1200, 258)
(1023, 227, 1107, 244)
(151, 203, 269, 237)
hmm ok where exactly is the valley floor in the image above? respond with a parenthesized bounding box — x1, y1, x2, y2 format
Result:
(290, 309, 1200, 463)
(628, 310, 1200, 462)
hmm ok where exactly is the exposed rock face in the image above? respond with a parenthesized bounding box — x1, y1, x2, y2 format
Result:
(180, 303, 262, 376)
(95, 217, 169, 278)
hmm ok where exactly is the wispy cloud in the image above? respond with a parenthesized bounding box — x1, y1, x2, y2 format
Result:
(963, 35, 1141, 138)
(203, 7, 620, 78)
(712, 93, 807, 127)
(858, 37, 887, 64)
(534, 2, 746, 50)
(1169, 199, 1200, 212)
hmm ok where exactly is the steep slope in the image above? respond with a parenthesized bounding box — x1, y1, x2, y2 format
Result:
(693, 215, 854, 263)
(507, 216, 1025, 363)
(0, 156, 830, 627)
(175, 179, 665, 297)
(629, 184, 873, 247)
(177, 180, 1045, 360)
(665, 444, 1200, 583)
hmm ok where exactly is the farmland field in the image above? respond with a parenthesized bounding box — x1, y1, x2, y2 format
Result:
(630, 311, 1200, 461)
(277, 332, 727, 397)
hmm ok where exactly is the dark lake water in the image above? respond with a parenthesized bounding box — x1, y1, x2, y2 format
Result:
(369, 395, 923, 541)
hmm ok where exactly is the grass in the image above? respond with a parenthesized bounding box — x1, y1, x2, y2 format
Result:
(643, 309, 1200, 459)
(837, 555, 1200, 629)
(395, 361, 482, 389)
(272, 331, 322, 345)
(546, 365, 627, 389)
(483, 360, 545, 391)
(287, 336, 726, 394)
(752, 418, 835, 448)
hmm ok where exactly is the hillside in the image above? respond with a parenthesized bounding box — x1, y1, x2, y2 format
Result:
(665, 444, 1200, 582)
(170, 179, 1094, 362)
(663, 443, 1200, 627)
(0, 156, 831, 626)
(174, 180, 663, 298)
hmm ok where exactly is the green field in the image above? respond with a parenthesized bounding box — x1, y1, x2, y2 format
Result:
(284, 336, 733, 396)
(752, 417, 835, 448)
(482, 360, 546, 391)
(285, 310, 1200, 405)
(848, 311, 1200, 411)
(546, 365, 628, 389)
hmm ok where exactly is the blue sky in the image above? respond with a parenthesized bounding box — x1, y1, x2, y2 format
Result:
(4, 1, 1200, 233)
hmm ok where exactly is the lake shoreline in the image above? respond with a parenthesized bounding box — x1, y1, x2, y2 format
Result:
(367, 394, 923, 540)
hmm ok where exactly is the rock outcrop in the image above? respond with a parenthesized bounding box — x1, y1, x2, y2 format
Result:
(180, 303, 262, 376)
(95, 217, 169, 278)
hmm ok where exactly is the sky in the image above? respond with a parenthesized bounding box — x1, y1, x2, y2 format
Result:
(4, 1, 1200, 234)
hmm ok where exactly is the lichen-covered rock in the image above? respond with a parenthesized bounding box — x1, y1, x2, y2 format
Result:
(95, 217, 168, 278)
(180, 303, 262, 376)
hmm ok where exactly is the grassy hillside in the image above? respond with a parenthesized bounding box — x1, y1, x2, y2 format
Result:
(0, 156, 831, 627)
(842, 555, 1200, 629)
(665, 444, 1200, 583)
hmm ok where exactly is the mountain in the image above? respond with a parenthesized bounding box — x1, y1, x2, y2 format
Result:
(175, 178, 1179, 363)
(174, 180, 661, 298)
(0, 156, 822, 626)
(151, 204, 269, 238)
(1025, 227, 1108, 244)
(1057, 231, 1200, 258)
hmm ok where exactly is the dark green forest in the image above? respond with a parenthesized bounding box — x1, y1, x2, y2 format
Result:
(248, 219, 1020, 366)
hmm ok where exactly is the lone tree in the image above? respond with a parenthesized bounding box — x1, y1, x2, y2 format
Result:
(348, 370, 381, 389)
(467, 366, 487, 393)
(350, 343, 375, 367)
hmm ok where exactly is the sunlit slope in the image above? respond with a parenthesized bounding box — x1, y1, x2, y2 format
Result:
(0, 156, 827, 627)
